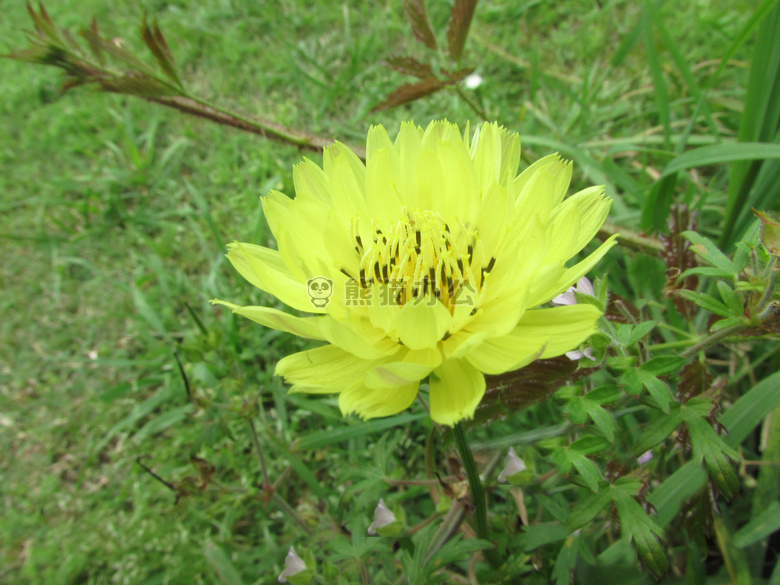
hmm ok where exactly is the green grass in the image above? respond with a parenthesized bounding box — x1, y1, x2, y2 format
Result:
(2, 1, 779, 584)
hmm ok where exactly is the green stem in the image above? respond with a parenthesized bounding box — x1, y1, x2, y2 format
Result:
(680, 324, 746, 359)
(452, 422, 501, 567)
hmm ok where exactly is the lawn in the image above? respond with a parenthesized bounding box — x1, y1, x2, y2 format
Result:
(1, 1, 779, 584)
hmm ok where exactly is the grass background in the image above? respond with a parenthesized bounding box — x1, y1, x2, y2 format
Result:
(0, 1, 773, 584)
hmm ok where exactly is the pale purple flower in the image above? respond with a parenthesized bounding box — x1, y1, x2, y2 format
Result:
(637, 450, 653, 465)
(278, 546, 306, 583)
(367, 499, 397, 535)
(552, 276, 594, 306)
(497, 447, 526, 483)
(565, 347, 595, 361)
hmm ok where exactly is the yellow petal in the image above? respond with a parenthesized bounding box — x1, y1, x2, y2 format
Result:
(471, 122, 506, 194)
(366, 145, 403, 220)
(499, 129, 522, 187)
(364, 348, 442, 388)
(550, 186, 611, 258)
(293, 158, 331, 203)
(515, 304, 601, 358)
(319, 313, 399, 360)
(527, 234, 618, 306)
(513, 154, 572, 220)
(438, 138, 478, 219)
(338, 381, 419, 419)
(226, 242, 319, 313)
(323, 141, 368, 218)
(465, 304, 600, 373)
(474, 183, 509, 259)
(276, 345, 378, 387)
(393, 296, 452, 350)
(211, 300, 325, 340)
(428, 358, 486, 426)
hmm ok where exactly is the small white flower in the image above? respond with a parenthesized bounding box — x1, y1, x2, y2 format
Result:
(552, 276, 594, 306)
(498, 447, 526, 483)
(637, 450, 653, 465)
(367, 498, 397, 535)
(464, 73, 483, 89)
(278, 546, 306, 583)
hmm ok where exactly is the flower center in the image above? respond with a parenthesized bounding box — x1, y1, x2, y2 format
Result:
(350, 209, 495, 311)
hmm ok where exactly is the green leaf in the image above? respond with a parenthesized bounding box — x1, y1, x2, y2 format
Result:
(635, 369, 673, 413)
(568, 450, 602, 493)
(583, 401, 617, 442)
(552, 537, 579, 585)
(567, 489, 612, 530)
(682, 230, 738, 276)
(611, 488, 668, 579)
(734, 501, 780, 548)
(710, 316, 745, 332)
(569, 435, 610, 455)
(628, 320, 657, 346)
(587, 385, 623, 405)
(682, 410, 740, 499)
(203, 542, 245, 585)
(640, 355, 686, 376)
(134, 404, 194, 439)
(674, 289, 731, 317)
(660, 142, 780, 178)
(721, 370, 780, 446)
(633, 404, 683, 455)
(521, 523, 572, 551)
(294, 413, 426, 450)
(717, 281, 744, 315)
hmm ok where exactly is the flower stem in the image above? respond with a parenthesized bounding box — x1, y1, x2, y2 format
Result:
(452, 422, 501, 567)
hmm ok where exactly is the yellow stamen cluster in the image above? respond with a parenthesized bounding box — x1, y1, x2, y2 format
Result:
(349, 209, 495, 312)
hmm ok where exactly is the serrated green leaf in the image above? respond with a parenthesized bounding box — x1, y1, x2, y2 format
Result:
(640, 355, 687, 376)
(611, 489, 668, 579)
(583, 401, 617, 442)
(521, 523, 572, 551)
(568, 450, 602, 493)
(682, 231, 738, 275)
(633, 404, 683, 455)
(683, 410, 740, 498)
(679, 265, 738, 279)
(717, 281, 743, 314)
(587, 384, 623, 404)
(710, 316, 744, 332)
(628, 320, 657, 346)
(674, 289, 732, 317)
(567, 490, 611, 531)
(569, 435, 610, 455)
(636, 369, 673, 413)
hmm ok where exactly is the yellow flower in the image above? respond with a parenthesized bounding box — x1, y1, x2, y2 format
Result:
(212, 121, 617, 426)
